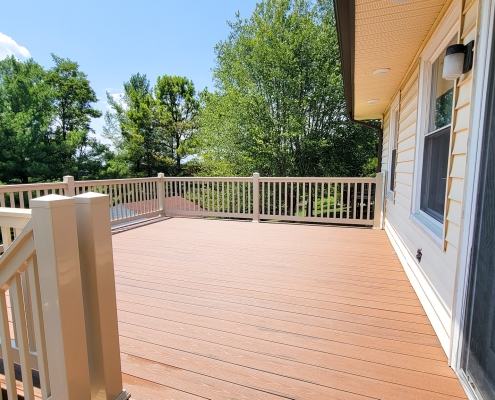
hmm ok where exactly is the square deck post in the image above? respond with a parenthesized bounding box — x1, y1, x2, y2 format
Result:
(31, 194, 91, 400)
(373, 172, 384, 229)
(74, 192, 130, 400)
(157, 172, 165, 216)
(63, 175, 75, 197)
(252, 173, 260, 222)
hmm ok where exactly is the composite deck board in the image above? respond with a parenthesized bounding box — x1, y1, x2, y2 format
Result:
(113, 217, 467, 399)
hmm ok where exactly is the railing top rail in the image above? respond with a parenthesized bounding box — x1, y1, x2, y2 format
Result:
(74, 177, 160, 186)
(0, 182, 66, 192)
(258, 177, 377, 182)
(0, 208, 32, 218)
(163, 176, 253, 182)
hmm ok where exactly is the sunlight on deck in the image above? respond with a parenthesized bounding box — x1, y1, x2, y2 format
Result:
(112, 217, 466, 400)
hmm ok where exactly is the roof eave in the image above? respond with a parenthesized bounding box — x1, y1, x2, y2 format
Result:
(333, 0, 355, 119)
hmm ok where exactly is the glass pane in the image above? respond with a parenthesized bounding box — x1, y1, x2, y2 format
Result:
(390, 149, 396, 191)
(431, 36, 456, 131)
(420, 128, 450, 222)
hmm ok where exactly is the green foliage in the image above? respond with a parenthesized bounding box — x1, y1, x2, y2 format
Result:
(0, 55, 108, 183)
(198, 0, 378, 177)
(155, 75, 199, 174)
(104, 74, 199, 176)
(0, 57, 55, 183)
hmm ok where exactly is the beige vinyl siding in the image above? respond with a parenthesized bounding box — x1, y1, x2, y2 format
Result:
(382, 112, 390, 174)
(443, 0, 478, 251)
(382, 0, 480, 356)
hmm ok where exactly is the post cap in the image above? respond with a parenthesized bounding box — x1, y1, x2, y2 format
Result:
(30, 194, 75, 209)
(74, 192, 109, 204)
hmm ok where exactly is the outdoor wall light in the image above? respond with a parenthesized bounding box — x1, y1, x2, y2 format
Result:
(443, 40, 475, 80)
(373, 68, 390, 77)
(367, 99, 379, 104)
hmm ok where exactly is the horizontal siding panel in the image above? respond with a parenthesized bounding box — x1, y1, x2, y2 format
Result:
(396, 172, 413, 186)
(446, 220, 460, 249)
(398, 135, 416, 152)
(385, 208, 454, 316)
(456, 80, 472, 107)
(447, 199, 462, 225)
(450, 154, 467, 179)
(399, 98, 418, 123)
(448, 178, 464, 202)
(397, 148, 415, 162)
(452, 130, 468, 155)
(462, 3, 477, 36)
(395, 182, 412, 199)
(399, 110, 417, 132)
(401, 71, 419, 104)
(445, 243, 459, 273)
(394, 191, 411, 212)
(398, 122, 417, 142)
(454, 103, 471, 131)
(396, 161, 414, 174)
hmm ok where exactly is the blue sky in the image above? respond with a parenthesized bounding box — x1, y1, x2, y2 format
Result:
(0, 0, 258, 143)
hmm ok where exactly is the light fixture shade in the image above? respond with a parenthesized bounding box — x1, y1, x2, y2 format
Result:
(373, 68, 390, 77)
(443, 52, 464, 80)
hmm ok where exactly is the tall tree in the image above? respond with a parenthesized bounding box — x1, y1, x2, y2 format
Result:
(155, 76, 199, 174)
(199, 0, 378, 177)
(105, 74, 166, 177)
(105, 74, 200, 176)
(46, 54, 103, 176)
(0, 56, 54, 183)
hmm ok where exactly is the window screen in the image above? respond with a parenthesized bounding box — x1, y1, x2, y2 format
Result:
(420, 127, 450, 222)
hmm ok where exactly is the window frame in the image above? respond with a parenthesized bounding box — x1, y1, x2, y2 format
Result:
(412, 11, 460, 244)
(387, 94, 400, 201)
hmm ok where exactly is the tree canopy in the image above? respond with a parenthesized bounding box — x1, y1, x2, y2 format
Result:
(104, 74, 199, 177)
(198, 0, 378, 177)
(0, 55, 107, 183)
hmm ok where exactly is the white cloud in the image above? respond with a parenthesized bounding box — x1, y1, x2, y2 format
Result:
(101, 90, 125, 110)
(0, 32, 30, 60)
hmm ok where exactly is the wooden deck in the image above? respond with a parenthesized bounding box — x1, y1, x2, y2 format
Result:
(112, 217, 467, 400)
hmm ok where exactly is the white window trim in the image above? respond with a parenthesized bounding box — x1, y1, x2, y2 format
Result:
(387, 94, 400, 201)
(411, 1, 460, 244)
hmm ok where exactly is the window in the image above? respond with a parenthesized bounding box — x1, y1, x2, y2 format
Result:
(389, 110, 399, 195)
(419, 36, 456, 223)
(388, 95, 400, 200)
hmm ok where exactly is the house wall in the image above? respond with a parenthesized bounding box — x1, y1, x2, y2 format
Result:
(381, 0, 480, 356)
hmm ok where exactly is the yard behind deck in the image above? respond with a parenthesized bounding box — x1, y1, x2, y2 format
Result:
(112, 217, 466, 399)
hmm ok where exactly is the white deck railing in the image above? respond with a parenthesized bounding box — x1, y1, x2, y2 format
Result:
(162, 173, 384, 228)
(0, 195, 130, 399)
(0, 173, 384, 232)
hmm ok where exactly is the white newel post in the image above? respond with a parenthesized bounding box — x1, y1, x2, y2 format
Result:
(30, 195, 91, 400)
(252, 173, 260, 222)
(63, 175, 75, 197)
(74, 193, 130, 400)
(157, 172, 165, 216)
(373, 172, 384, 229)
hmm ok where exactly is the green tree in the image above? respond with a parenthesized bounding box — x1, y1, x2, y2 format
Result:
(105, 74, 200, 176)
(155, 75, 199, 175)
(199, 0, 378, 177)
(0, 56, 54, 183)
(105, 74, 166, 177)
(46, 54, 104, 177)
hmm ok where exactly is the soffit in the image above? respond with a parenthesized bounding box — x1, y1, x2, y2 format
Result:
(354, 0, 447, 119)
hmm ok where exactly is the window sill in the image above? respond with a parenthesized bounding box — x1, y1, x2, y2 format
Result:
(410, 213, 443, 248)
(386, 191, 395, 202)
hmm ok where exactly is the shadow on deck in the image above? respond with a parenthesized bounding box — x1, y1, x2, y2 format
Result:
(112, 217, 466, 400)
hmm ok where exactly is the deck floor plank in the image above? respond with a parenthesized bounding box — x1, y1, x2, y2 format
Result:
(114, 217, 467, 399)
